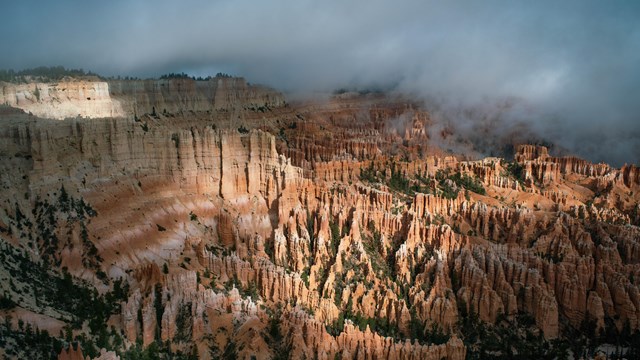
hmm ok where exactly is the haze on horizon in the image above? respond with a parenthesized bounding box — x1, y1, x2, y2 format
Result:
(1, 0, 639, 166)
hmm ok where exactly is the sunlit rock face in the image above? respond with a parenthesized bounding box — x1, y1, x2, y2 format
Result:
(0, 81, 127, 119)
(0, 76, 285, 120)
(0, 82, 639, 359)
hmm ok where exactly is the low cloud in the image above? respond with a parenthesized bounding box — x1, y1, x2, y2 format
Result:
(2, 0, 639, 165)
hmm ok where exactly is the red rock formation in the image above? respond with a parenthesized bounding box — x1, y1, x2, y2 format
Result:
(57, 344, 85, 360)
(2, 89, 640, 359)
(515, 144, 549, 162)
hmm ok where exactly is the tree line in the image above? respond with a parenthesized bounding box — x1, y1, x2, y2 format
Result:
(0, 66, 235, 83)
(0, 66, 100, 83)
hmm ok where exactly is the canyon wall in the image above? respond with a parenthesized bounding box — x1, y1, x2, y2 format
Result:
(0, 81, 126, 119)
(1, 91, 639, 359)
(0, 77, 285, 120)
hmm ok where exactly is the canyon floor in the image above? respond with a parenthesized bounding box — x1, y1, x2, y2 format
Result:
(0, 77, 639, 359)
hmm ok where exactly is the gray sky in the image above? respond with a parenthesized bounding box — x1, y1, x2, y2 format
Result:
(2, 0, 639, 165)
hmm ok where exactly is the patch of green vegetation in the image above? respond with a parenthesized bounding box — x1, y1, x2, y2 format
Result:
(247, 104, 272, 112)
(223, 275, 259, 300)
(0, 319, 64, 360)
(535, 251, 564, 264)
(329, 220, 341, 256)
(243, 281, 259, 300)
(435, 170, 458, 199)
(300, 267, 310, 288)
(0, 66, 101, 83)
(359, 162, 378, 183)
(435, 169, 486, 199)
(458, 302, 573, 360)
(265, 308, 292, 360)
(15, 187, 100, 271)
(169, 132, 180, 147)
(237, 125, 249, 134)
(327, 311, 397, 338)
(361, 161, 430, 196)
(503, 161, 526, 184)
(409, 307, 450, 345)
(159, 72, 192, 80)
(174, 302, 193, 343)
(362, 221, 392, 279)
(414, 172, 433, 194)
(277, 127, 289, 146)
(388, 162, 410, 193)
(120, 339, 197, 360)
(0, 292, 16, 309)
(307, 210, 315, 253)
(327, 304, 448, 346)
(439, 181, 459, 199)
(449, 172, 486, 195)
(0, 240, 129, 358)
(153, 284, 163, 341)
(334, 277, 345, 307)
(632, 205, 640, 226)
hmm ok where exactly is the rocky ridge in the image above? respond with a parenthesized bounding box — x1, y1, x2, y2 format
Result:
(0, 76, 285, 120)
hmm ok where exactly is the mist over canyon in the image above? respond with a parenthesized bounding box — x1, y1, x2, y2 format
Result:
(1, 1, 640, 359)
(2, 1, 639, 166)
